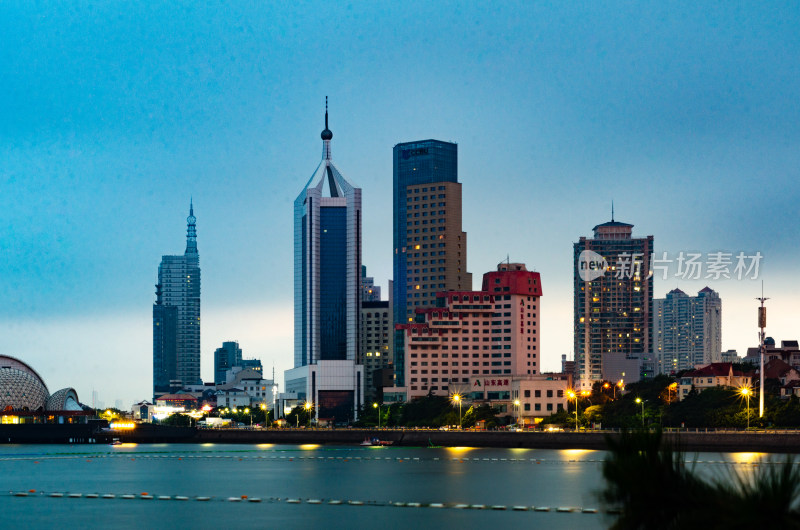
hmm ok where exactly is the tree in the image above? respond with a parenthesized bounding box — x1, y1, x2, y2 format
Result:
(602, 429, 800, 528)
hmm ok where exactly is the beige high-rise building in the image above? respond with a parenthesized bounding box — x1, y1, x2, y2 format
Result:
(392, 140, 471, 391)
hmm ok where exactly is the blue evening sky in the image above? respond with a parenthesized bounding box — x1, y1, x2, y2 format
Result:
(1, 2, 798, 407)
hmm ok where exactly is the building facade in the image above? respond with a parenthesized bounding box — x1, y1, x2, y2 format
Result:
(286, 104, 364, 422)
(396, 263, 541, 400)
(574, 218, 653, 389)
(360, 299, 393, 403)
(361, 265, 381, 302)
(654, 287, 722, 373)
(392, 139, 472, 390)
(213, 341, 243, 385)
(153, 203, 201, 398)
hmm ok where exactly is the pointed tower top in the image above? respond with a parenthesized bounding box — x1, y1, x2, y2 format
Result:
(321, 96, 333, 142)
(611, 200, 615, 222)
(186, 199, 197, 255)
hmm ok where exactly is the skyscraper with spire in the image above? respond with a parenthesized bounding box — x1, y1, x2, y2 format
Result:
(285, 100, 364, 422)
(153, 202, 201, 398)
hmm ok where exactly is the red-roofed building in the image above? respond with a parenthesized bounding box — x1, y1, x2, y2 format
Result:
(155, 393, 198, 409)
(678, 363, 751, 400)
(398, 263, 550, 403)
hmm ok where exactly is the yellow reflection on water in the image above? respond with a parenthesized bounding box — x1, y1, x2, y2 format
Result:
(201, 443, 215, 447)
(300, 444, 320, 450)
(256, 444, 274, 449)
(445, 446, 475, 455)
(112, 443, 137, 448)
(730, 452, 766, 464)
(510, 448, 530, 455)
(560, 449, 595, 458)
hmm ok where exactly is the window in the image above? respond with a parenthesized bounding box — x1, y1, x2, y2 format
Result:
(524, 390, 531, 398)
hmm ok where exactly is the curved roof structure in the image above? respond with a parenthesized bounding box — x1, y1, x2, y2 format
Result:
(0, 355, 49, 395)
(0, 355, 82, 413)
(46, 388, 82, 412)
(0, 368, 49, 411)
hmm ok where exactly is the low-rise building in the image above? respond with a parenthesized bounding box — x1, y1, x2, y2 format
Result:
(215, 369, 275, 409)
(745, 339, 800, 370)
(510, 373, 572, 424)
(678, 363, 751, 400)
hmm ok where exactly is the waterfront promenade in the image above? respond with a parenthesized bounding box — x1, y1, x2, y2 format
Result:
(3, 424, 800, 453)
(124, 425, 800, 453)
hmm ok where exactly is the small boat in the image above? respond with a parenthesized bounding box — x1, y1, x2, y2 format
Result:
(360, 438, 373, 446)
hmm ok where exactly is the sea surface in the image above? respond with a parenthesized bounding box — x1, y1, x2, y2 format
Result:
(0, 443, 775, 529)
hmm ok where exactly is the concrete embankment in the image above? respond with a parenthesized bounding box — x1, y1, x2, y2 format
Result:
(124, 427, 800, 453)
(3, 424, 799, 453)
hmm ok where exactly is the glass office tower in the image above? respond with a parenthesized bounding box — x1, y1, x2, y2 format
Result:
(287, 104, 363, 422)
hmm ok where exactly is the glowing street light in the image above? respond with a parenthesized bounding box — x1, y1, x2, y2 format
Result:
(740, 386, 752, 429)
(303, 401, 313, 427)
(566, 390, 578, 430)
(373, 402, 382, 429)
(635, 398, 645, 428)
(451, 393, 462, 429)
(513, 399, 521, 427)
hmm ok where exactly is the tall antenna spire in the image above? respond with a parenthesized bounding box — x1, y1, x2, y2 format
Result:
(321, 96, 333, 160)
(756, 281, 769, 418)
(611, 200, 615, 222)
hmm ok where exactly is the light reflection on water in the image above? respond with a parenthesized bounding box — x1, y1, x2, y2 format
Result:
(0, 444, 792, 529)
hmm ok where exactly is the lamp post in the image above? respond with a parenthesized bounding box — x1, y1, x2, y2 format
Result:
(635, 398, 645, 428)
(566, 390, 578, 430)
(372, 402, 381, 429)
(304, 401, 313, 428)
(740, 387, 751, 429)
(451, 394, 462, 429)
(513, 399, 520, 427)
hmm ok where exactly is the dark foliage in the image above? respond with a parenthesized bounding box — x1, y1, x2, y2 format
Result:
(602, 429, 800, 529)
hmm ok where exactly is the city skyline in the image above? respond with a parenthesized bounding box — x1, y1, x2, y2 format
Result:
(2, 2, 799, 407)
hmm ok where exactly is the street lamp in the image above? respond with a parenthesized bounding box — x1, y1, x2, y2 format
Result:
(740, 386, 752, 429)
(372, 402, 381, 429)
(451, 393, 462, 429)
(245, 407, 251, 427)
(635, 398, 645, 428)
(513, 399, 520, 427)
(303, 401, 313, 427)
(566, 390, 578, 430)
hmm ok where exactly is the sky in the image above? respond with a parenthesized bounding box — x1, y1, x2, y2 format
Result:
(1, 2, 798, 409)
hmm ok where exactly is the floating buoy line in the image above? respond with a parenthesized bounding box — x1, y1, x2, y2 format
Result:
(7, 489, 609, 515)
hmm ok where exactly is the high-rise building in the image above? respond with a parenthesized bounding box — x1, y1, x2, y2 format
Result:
(285, 102, 364, 423)
(392, 140, 471, 390)
(361, 265, 381, 302)
(213, 341, 243, 384)
(153, 203, 201, 398)
(654, 287, 722, 373)
(360, 293, 393, 403)
(574, 217, 652, 388)
(397, 263, 541, 400)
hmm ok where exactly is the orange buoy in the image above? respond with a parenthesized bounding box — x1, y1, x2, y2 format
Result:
(28, 489, 36, 493)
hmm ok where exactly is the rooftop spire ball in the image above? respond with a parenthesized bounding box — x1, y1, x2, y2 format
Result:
(321, 96, 332, 141)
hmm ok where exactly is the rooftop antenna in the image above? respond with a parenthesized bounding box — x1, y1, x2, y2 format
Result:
(611, 200, 615, 222)
(757, 281, 769, 418)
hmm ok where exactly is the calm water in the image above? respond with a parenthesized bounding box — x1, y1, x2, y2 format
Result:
(0, 443, 775, 529)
